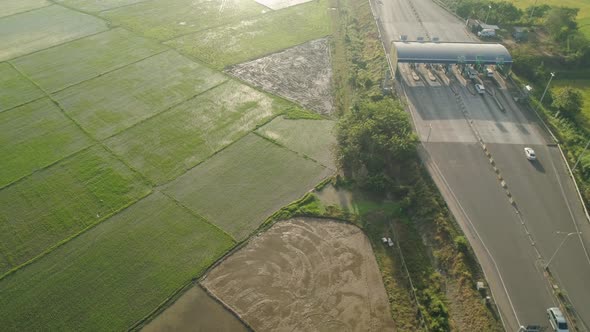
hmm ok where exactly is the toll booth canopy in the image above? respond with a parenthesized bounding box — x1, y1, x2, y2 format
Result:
(390, 41, 512, 75)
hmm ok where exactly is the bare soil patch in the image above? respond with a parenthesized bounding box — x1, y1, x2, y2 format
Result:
(142, 286, 247, 332)
(202, 217, 395, 331)
(226, 38, 334, 116)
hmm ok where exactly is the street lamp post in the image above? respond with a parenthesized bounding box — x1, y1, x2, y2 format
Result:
(485, 5, 492, 24)
(545, 231, 582, 270)
(540, 72, 555, 105)
(573, 139, 590, 172)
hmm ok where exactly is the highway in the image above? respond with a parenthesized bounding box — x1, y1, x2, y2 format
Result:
(370, 0, 590, 330)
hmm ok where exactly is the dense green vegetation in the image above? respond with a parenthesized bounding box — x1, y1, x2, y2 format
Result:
(337, 99, 418, 192)
(0, 192, 234, 331)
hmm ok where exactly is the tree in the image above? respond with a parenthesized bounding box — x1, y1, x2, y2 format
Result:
(525, 4, 551, 21)
(545, 7, 579, 42)
(552, 86, 583, 117)
(336, 99, 418, 183)
(489, 2, 522, 25)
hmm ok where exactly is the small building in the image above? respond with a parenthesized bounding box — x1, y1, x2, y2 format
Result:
(512, 27, 528, 41)
(467, 19, 500, 34)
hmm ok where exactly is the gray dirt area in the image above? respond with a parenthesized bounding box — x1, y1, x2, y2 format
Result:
(226, 38, 334, 116)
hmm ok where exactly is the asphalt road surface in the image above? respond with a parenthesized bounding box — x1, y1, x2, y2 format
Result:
(370, 0, 590, 330)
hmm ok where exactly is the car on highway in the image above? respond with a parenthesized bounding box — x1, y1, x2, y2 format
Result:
(547, 307, 569, 331)
(475, 83, 485, 94)
(524, 147, 536, 161)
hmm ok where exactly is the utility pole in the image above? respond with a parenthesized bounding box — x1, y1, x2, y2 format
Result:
(545, 232, 581, 270)
(485, 4, 492, 24)
(573, 139, 590, 172)
(540, 72, 555, 105)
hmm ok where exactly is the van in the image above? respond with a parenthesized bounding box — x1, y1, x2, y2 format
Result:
(486, 68, 494, 77)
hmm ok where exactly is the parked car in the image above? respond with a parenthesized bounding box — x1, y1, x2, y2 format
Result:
(475, 84, 485, 94)
(478, 28, 496, 37)
(547, 307, 569, 332)
(524, 147, 536, 161)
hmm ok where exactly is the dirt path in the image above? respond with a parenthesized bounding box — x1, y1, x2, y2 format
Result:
(202, 217, 395, 331)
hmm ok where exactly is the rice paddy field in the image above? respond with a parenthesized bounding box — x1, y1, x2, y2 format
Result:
(0, 0, 50, 18)
(0, 145, 150, 275)
(0, 5, 108, 61)
(0, 62, 44, 112)
(166, 0, 330, 69)
(55, 50, 228, 140)
(164, 134, 331, 240)
(105, 80, 284, 184)
(0, 98, 93, 187)
(55, 0, 149, 12)
(12, 28, 167, 93)
(0, 192, 234, 331)
(0, 0, 339, 328)
(256, 117, 337, 169)
(102, 0, 268, 41)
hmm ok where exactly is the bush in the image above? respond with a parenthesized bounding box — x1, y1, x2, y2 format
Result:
(552, 86, 583, 118)
(454, 235, 469, 253)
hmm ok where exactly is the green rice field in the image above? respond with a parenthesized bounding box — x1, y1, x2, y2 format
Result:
(164, 134, 331, 240)
(166, 0, 330, 69)
(54, 50, 227, 140)
(13, 28, 167, 93)
(105, 80, 283, 184)
(0, 145, 150, 274)
(0, 0, 335, 328)
(0, 192, 234, 331)
(256, 117, 337, 169)
(0, 0, 50, 18)
(0, 5, 108, 61)
(101, 0, 267, 41)
(0, 98, 93, 187)
(55, 0, 149, 12)
(0, 62, 44, 111)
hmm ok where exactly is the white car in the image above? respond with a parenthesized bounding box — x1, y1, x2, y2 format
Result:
(547, 307, 569, 332)
(475, 84, 485, 94)
(524, 147, 536, 161)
